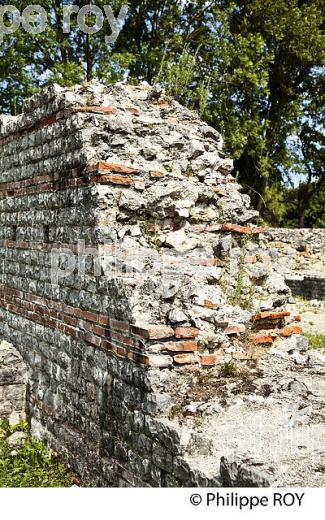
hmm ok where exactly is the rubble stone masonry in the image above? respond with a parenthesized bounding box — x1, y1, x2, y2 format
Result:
(259, 228, 325, 300)
(0, 82, 324, 487)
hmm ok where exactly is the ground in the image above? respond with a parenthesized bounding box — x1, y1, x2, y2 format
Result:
(288, 298, 325, 338)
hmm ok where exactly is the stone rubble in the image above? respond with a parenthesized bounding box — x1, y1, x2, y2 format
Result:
(0, 340, 26, 424)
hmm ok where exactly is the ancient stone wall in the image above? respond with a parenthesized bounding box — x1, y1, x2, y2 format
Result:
(259, 229, 325, 300)
(0, 340, 26, 423)
(0, 82, 320, 487)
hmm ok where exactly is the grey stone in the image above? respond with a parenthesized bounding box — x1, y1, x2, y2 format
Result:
(165, 229, 198, 253)
(168, 309, 188, 324)
(6, 431, 27, 447)
(220, 456, 276, 487)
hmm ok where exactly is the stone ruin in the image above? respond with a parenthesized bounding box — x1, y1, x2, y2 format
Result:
(261, 228, 325, 301)
(0, 82, 324, 486)
(0, 340, 26, 424)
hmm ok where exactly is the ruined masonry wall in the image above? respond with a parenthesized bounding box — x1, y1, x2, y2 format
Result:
(0, 340, 26, 423)
(261, 229, 325, 300)
(0, 83, 301, 486)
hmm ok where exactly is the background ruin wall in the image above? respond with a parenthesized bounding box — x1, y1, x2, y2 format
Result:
(260, 229, 325, 301)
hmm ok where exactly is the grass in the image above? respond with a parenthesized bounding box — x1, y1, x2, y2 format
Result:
(0, 418, 75, 487)
(304, 333, 325, 349)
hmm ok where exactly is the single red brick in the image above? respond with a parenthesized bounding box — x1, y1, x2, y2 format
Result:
(280, 326, 303, 337)
(96, 162, 139, 174)
(63, 314, 78, 327)
(98, 314, 110, 326)
(150, 170, 165, 178)
(232, 351, 261, 360)
(204, 300, 220, 309)
(221, 223, 252, 234)
(200, 353, 224, 366)
(73, 307, 85, 319)
(294, 315, 302, 322)
(213, 188, 228, 196)
(175, 327, 199, 339)
(251, 311, 291, 322)
(114, 332, 134, 347)
(251, 334, 275, 345)
(159, 99, 172, 108)
(115, 345, 127, 357)
(101, 340, 112, 351)
(163, 341, 198, 353)
(173, 354, 197, 365)
(76, 105, 117, 114)
(93, 324, 107, 337)
(83, 311, 99, 323)
(94, 174, 134, 186)
(224, 323, 246, 335)
(63, 325, 78, 338)
(130, 325, 174, 340)
(125, 107, 141, 116)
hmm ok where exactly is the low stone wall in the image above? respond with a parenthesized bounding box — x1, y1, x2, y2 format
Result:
(259, 228, 325, 300)
(0, 340, 26, 423)
(261, 228, 325, 274)
(286, 274, 325, 301)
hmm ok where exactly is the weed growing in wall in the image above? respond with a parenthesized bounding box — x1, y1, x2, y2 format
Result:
(0, 419, 75, 487)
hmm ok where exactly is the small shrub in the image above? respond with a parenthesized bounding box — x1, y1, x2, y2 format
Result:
(0, 419, 74, 487)
(219, 360, 238, 378)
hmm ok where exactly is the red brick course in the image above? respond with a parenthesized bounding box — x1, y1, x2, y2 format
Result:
(251, 311, 291, 322)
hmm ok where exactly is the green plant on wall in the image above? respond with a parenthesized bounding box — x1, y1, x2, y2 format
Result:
(0, 419, 74, 487)
(227, 253, 255, 310)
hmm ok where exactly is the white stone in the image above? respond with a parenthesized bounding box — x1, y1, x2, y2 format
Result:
(165, 229, 198, 253)
(6, 431, 27, 447)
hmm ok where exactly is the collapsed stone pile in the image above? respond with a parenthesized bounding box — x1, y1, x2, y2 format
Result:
(0, 82, 324, 486)
(0, 340, 26, 424)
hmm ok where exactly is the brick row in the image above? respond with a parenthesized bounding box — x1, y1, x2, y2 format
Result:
(0, 163, 143, 199)
(0, 285, 202, 368)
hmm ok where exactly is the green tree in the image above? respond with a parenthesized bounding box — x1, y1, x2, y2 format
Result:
(205, 0, 325, 214)
(282, 184, 325, 228)
(0, 0, 129, 113)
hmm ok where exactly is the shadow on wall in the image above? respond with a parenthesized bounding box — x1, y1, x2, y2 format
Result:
(0, 340, 27, 424)
(286, 274, 325, 301)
